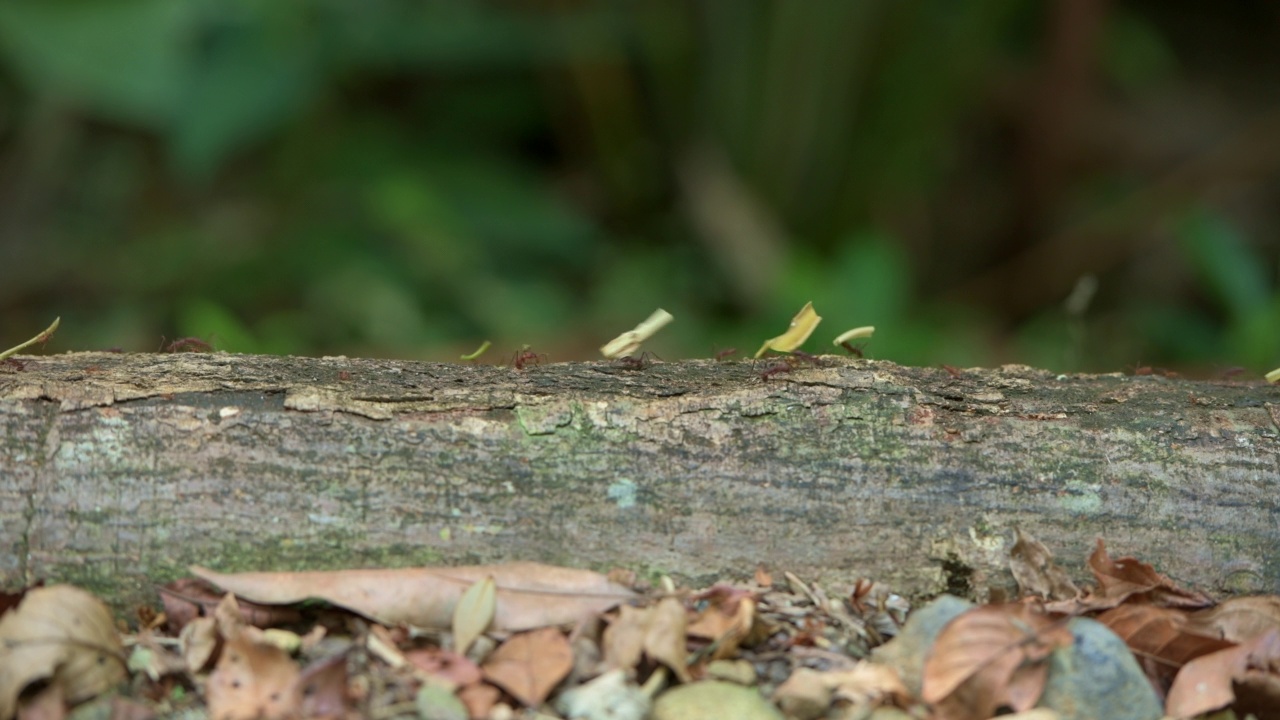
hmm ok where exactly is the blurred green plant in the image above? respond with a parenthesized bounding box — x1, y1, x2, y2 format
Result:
(0, 0, 1274, 375)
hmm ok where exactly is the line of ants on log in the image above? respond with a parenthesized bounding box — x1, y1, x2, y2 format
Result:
(0, 333, 1254, 383)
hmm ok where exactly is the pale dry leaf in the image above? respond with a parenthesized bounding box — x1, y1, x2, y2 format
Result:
(772, 668, 832, 720)
(482, 627, 573, 707)
(452, 576, 496, 657)
(644, 598, 691, 682)
(191, 562, 635, 631)
(179, 616, 219, 673)
(755, 301, 821, 357)
(1165, 628, 1280, 718)
(205, 628, 301, 720)
(0, 585, 126, 720)
(825, 662, 910, 708)
(1189, 596, 1280, 644)
(602, 605, 649, 672)
(600, 309, 674, 358)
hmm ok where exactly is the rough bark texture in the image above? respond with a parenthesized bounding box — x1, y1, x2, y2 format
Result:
(2, 352, 1277, 611)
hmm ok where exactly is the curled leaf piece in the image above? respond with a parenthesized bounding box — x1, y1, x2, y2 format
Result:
(755, 302, 821, 358)
(0, 316, 60, 360)
(601, 309, 674, 359)
(460, 341, 491, 361)
(1266, 368, 1280, 384)
(833, 326, 875, 346)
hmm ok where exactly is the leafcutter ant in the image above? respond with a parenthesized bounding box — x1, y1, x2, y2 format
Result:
(614, 351, 661, 370)
(942, 364, 962, 378)
(787, 350, 824, 367)
(758, 362, 792, 381)
(163, 337, 214, 353)
(714, 347, 738, 362)
(839, 341, 865, 358)
(511, 346, 546, 370)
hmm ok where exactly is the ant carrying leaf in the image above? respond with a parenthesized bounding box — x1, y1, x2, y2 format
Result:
(601, 309, 674, 359)
(755, 302, 821, 358)
(0, 316, 60, 361)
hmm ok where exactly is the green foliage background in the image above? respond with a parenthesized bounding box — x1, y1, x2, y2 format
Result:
(0, 0, 1277, 373)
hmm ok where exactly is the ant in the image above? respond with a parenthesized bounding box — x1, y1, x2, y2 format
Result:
(758, 362, 792, 381)
(338, 370, 352, 382)
(511, 346, 546, 370)
(941, 364, 962, 378)
(163, 337, 213, 353)
(0, 358, 26, 372)
(614, 351, 661, 370)
(786, 350, 824, 367)
(839, 341, 865, 358)
(713, 347, 738, 362)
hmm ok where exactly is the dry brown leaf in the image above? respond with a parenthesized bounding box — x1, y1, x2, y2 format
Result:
(1189, 596, 1280, 644)
(645, 598, 692, 682)
(685, 589, 756, 662)
(1008, 528, 1079, 601)
(481, 627, 573, 707)
(191, 562, 635, 631)
(1097, 603, 1234, 681)
(452, 577, 496, 657)
(922, 604, 1072, 720)
(158, 579, 301, 635)
(205, 628, 301, 720)
(601, 605, 649, 671)
(1166, 628, 1280, 718)
(296, 654, 354, 720)
(457, 682, 500, 720)
(1086, 539, 1214, 609)
(404, 648, 482, 688)
(0, 585, 126, 720)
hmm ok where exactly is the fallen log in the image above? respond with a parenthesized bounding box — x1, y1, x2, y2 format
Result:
(1, 352, 1277, 610)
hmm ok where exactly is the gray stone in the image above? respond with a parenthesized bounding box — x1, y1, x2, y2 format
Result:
(1039, 617, 1163, 720)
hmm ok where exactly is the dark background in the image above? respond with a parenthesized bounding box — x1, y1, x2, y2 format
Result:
(1, 0, 1277, 375)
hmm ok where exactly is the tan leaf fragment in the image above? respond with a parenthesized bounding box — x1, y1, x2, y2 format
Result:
(481, 627, 573, 707)
(205, 628, 301, 720)
(1008, 528, 1079, 601)
(453, 576, 496, 657)
(600, 309, 674, 358)
(755, 301, 821, 357)
(190, 561, 635, 631)
(0, 585, 126, 720)
(602, 598, 690, 682)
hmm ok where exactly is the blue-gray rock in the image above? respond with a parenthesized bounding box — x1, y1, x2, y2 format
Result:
(870, 594, 973, 696)
(1039, 617, 1162, 720)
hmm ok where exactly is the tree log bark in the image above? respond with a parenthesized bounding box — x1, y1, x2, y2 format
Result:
(2, 352, 1277, 610)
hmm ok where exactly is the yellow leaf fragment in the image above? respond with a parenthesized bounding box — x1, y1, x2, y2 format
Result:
(833, 326, 875, 346)
(460, 340, 491, 361)
(1266, 367, 1280, 384)
(601, 309, 674, 359)
(0, 316, 60, 360)
(755, 302, 821, 358)
(453, 576, 497, 656)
